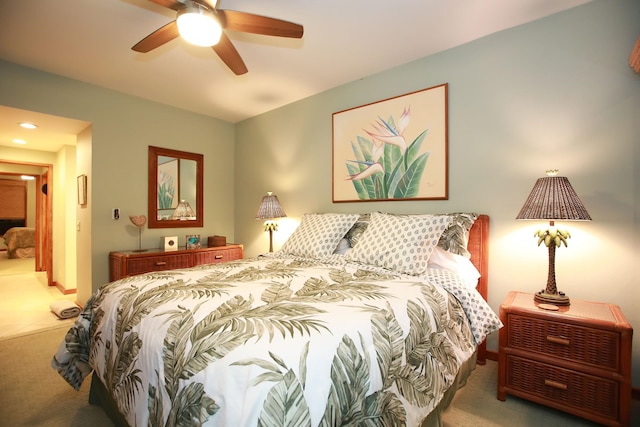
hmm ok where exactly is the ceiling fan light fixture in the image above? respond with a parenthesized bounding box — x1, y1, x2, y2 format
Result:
(176, 2, 221, 47)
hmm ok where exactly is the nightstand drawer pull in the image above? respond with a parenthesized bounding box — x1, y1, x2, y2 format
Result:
(546, 335, 570, 346)
(215, 255, 223, 259)
(155, 261, 167, 266)
(544, 379, 568, 390)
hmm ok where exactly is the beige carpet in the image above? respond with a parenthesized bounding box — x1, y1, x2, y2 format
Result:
(0, 252, 77, 340)
(2, 325, 636, 427)
(0, 251, 34, 275)
(0, 325, 113, 427)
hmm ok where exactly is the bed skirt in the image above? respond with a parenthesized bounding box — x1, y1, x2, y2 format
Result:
(421, 350, 478, 427)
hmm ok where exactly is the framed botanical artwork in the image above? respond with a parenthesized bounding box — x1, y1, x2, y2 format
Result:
(186, 234, 201, 250)
(332, 83, 448, 202)
(157, 157, 179, 210)
(77, 174, 87, 205)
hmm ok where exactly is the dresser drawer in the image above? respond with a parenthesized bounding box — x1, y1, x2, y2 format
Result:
(126, 254, 191, 275)
(192, 247, 243, 266)
(110, 244, 244, 281)
(505, 354, 619, 421)
(507, 314, 620, 371)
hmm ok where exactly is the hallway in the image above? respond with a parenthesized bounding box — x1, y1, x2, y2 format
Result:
(0, 252, 76, 340)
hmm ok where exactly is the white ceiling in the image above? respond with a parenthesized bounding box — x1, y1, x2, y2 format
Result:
(0, 0, 591, 153)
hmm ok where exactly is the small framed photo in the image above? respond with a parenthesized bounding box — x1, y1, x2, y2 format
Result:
(186, 234, 201, 250)
(163, 236, 178, 251)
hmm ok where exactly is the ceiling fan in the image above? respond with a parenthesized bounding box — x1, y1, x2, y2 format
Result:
(132, 0, 304, 75)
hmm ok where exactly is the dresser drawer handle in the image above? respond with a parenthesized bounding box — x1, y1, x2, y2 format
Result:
(155, 261, 167, 266)
(215, 255, 224, 259)
(544, 379, 568, 390)
(546, 335, 570, 346)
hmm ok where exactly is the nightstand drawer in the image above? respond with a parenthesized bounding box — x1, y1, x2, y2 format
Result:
(126, 254, 191, 275)
(192, 247, 243, 265)
(506, 355, 619, 420)
(508, 314, 620, 371)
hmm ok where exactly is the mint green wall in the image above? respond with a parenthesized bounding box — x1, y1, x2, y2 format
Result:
(0, 61, 236, 298)
(235, 0, 640, 385)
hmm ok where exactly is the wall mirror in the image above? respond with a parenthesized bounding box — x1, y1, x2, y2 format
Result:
(148, 146, 203, 228)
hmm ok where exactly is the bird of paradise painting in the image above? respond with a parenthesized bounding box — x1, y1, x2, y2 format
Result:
(157, 158, 179, 210)
(332, 84, 448, 202)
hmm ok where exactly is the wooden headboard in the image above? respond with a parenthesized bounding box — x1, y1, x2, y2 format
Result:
(466, 214, 489, 364)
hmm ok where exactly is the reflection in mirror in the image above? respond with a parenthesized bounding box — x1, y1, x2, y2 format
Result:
(148, 146, 203, 229)
(156, 156, 197, 219)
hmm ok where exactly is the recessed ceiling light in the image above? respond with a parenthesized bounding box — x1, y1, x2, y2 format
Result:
(12, 139, 27, 145)
(21, 175, 35, 181)
(19, 122, 37, 129)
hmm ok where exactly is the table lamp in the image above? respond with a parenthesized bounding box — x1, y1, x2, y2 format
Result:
(516, 170, 591, 306)
(255, 192, 286, 252)
(172, 200, 196, 220)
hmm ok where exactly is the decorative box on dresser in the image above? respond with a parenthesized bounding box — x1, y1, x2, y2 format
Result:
(109, 244, 243, 281)
(498, 291, 633, 426)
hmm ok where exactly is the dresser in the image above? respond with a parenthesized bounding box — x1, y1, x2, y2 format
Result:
(109, 244, 244, 281)
(497, 291, 632, 426)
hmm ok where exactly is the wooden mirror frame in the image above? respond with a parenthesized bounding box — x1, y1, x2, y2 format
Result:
(148, 146, 204, 229)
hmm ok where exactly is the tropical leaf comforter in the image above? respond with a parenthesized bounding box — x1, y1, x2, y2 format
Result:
(52, 253, 501, 427)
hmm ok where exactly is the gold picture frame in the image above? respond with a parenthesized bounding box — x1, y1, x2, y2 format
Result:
(332, 83, 448, 202)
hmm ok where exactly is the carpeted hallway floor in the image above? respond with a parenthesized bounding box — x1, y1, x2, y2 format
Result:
(0, 252, 77, 339)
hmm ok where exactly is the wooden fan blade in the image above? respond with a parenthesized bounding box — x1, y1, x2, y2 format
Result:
(217, 10, 303, 38)
(212, 32, 248, 75)
(132, 21, 180, 53)
(147, 0, 185, 12)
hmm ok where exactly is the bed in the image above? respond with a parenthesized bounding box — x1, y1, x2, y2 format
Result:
(52, 212, 501, 427)
(2, 226, 35, 259)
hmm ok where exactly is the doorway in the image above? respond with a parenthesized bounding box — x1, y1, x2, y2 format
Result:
(0, 162, 53, 285)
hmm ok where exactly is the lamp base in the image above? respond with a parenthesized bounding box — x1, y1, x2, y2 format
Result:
(534, 290, 570, 306)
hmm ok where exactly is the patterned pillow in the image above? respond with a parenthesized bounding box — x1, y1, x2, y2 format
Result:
(436, 212, 478, 258)
(280, 213, 360, 259)
(345, 212, 477, 257)
(345, 213, 370, 247)
(346, 212, 451, 275)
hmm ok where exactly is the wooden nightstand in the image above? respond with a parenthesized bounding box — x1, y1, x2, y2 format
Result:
(498, 291, 632, 426)
(109, 244, 243, 281)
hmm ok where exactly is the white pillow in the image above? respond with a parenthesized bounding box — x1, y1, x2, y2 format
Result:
(333, 238, 351, 255)
(280, 213, 359, 259)
(428, 246, 481, 289)
(346, 212, 451, 275)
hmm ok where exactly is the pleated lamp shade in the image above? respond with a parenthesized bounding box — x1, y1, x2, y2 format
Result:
(516, 171, 591, 222)
(255, 192, 286, 220)
(172, 200, 196, 220)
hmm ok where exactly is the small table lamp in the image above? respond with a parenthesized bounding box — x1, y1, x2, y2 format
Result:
(255, 192, 286, 252)
(172, 200, 196, 220)
(516, 170, 591, 306)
